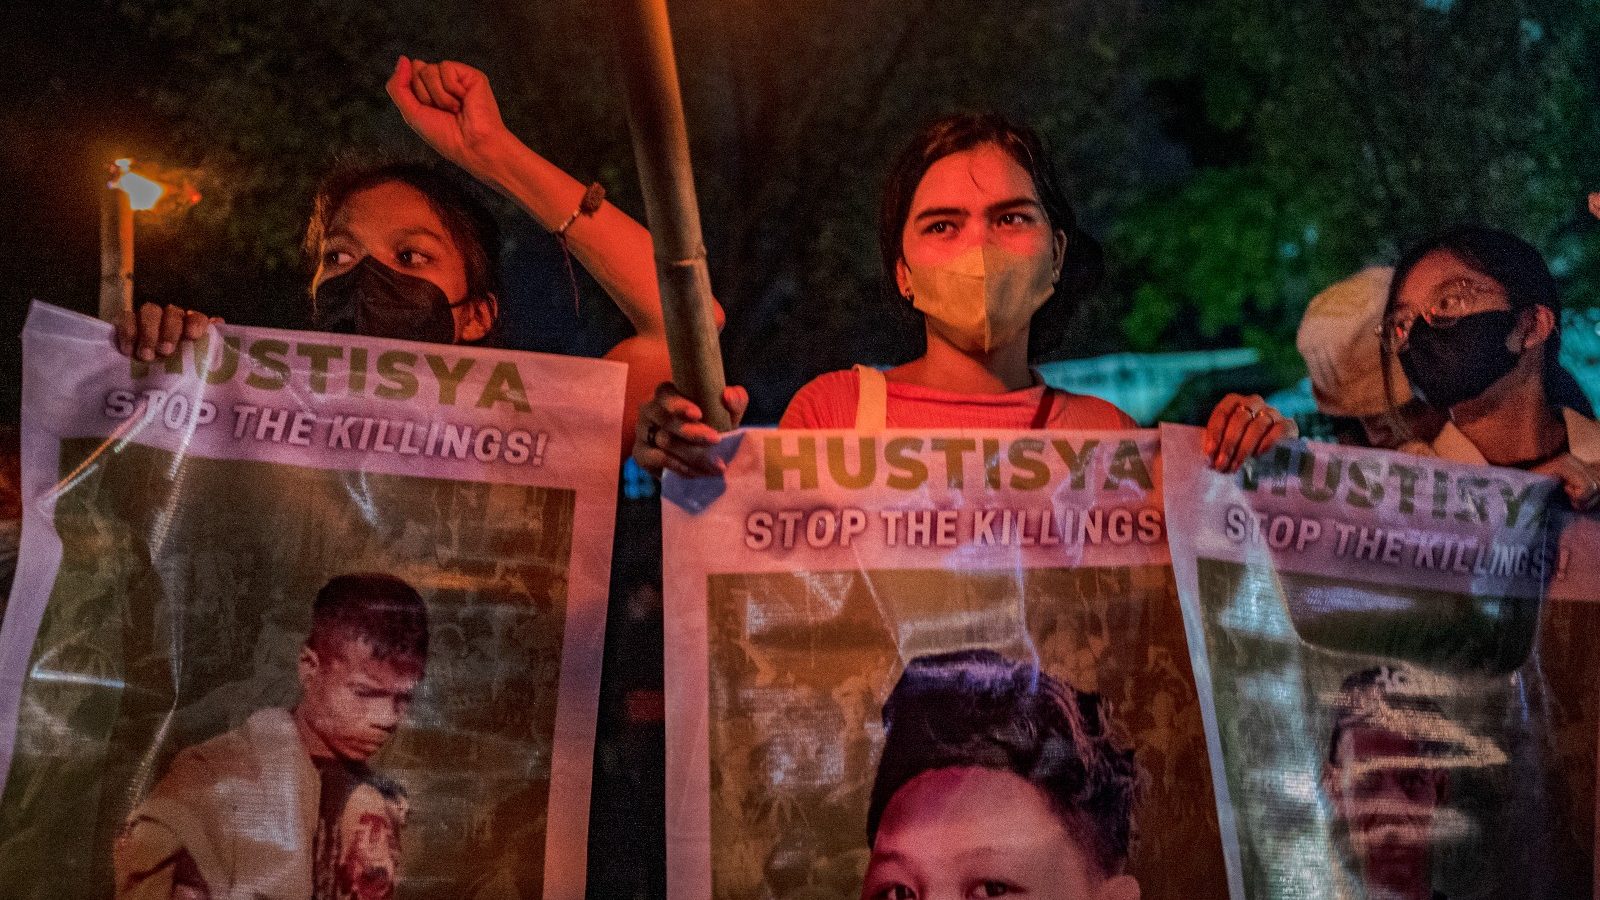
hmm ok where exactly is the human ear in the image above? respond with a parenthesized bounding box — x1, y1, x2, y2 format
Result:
(1514, 305, 1556, 351)
(1096, 873, 1140, 900)
(298, 646, 319, 689)
(1052, 228, 1068, 283)
(895, 257, 913, 300)
(459, 294, 497, 342)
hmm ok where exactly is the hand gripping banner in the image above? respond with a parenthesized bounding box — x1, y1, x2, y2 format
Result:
(0, 303, 625, 900)
(1162, 423, 1599, 900)
(663, 427, 1230, 900)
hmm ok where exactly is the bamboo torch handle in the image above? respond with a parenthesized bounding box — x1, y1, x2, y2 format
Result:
(99, 185, 133, 324)
(606, 0, 732, 432)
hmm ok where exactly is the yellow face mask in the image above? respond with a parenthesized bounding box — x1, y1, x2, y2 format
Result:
(908, 245, 1055, 354)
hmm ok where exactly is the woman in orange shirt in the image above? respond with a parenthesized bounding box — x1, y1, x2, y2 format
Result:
(633, 113, 1288, 476)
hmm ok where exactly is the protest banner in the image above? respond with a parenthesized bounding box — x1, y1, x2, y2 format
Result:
(0, 302, 624, 900)
(663, 427, 1229, 900)
(1162, 423, 1598, 900)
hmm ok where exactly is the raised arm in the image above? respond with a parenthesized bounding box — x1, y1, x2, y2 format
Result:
(391, 57, 736, 454)
(388, 57, 723, 341)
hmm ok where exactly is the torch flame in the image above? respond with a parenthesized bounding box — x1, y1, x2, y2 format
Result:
(110, 158, 166, 212)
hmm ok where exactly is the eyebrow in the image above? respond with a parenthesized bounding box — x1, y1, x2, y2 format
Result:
(394, 226, 449, 244)
(323, 225, 449, 245)
(1429, 275, 1500, 295)
(911, 196, 1044, 222)
(988, 197, 1044, 214)
(870, 849, 910, 865)
(351, 674, 415, 693)
(871, 844, 1039, 864)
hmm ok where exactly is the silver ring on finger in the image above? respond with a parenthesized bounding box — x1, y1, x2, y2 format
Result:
(645, 423, 661, 449)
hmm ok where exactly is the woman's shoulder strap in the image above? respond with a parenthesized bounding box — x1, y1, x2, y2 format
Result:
(853, 364, 888, 431)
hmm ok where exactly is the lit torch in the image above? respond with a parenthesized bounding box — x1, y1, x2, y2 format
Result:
(98, 158, 202, 323)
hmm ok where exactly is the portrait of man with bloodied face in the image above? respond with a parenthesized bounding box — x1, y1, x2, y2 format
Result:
(860, 649, 1143, 900)
(1323, 666, 1459, 900)
(112, 574, 429, 900)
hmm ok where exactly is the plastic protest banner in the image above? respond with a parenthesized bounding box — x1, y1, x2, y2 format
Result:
(0, 302, 625, 900)
(1162, 423, 1598, 900)
(663, 427, 1230, 900)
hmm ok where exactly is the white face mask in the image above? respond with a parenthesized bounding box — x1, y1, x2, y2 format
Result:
(908, 245, 1055, 354)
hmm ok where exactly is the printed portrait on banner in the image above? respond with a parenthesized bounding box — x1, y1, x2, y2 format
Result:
(665, 428, 1230, 900)
(0, 304, 624, 900)
(1163, 423, 1599, 900)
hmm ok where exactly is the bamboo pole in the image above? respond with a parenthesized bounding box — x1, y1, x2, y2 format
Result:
(607, 0, 732, 431)
(98, 182, 134, 324)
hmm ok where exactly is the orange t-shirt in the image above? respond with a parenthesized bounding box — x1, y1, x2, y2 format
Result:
(778, 367, 1135, 430)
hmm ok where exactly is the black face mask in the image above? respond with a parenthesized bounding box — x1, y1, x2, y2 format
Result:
(1399, 309, 1521, 409)
(311, 257, 462, 344)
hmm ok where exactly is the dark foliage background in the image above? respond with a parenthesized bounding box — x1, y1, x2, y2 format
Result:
(7, 0, 1596, 423)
